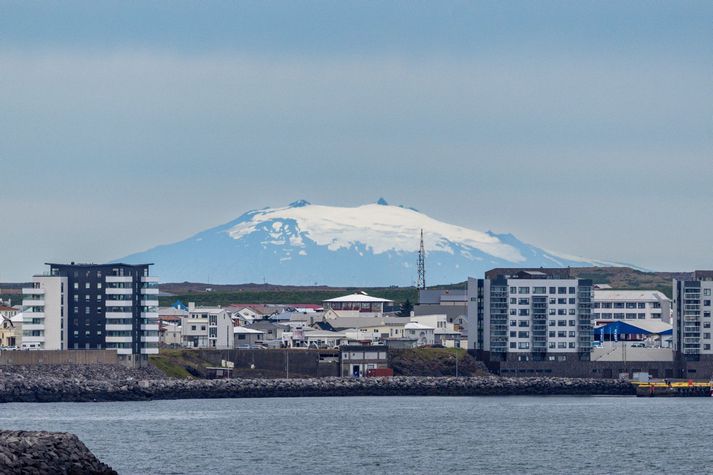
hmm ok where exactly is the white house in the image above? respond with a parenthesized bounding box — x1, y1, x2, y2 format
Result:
(322, 292, 393, 316)
(403, 322, 435, 346)
(181, 303, 233, 349)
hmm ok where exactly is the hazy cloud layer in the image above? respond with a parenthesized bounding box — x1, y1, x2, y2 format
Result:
(1, 1, 711, 281)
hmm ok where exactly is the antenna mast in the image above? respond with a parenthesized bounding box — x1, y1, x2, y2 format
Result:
(417, 229, 426, 290)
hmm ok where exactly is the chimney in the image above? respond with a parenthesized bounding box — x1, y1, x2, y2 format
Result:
(188, 302, 196, 312)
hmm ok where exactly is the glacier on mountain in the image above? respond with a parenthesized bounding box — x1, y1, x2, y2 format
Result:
(117, 200, 623, 285)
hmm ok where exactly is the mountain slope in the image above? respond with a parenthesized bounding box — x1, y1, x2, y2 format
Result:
(117, 199, 626, 285)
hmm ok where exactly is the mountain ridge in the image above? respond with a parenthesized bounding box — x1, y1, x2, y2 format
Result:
(117, 199, 631, 285)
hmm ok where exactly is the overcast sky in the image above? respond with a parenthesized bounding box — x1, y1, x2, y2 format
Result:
(1, 1, 711, 281)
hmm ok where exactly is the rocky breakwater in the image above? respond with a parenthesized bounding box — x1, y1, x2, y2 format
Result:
(0, 366, 636, 402)
(0, 430, 116, 474)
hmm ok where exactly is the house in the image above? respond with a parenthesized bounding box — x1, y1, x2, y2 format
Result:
(0, 313, 23, 348)
(181, 302, 233, 349)
(326, 316, 409, 342)
(160, 322, 182, 347)
(403, 322, 435, 346)
(0, 305, 19, 320)
(303, 329, 346, 349)
(322, 292, 393, 316)
(233, 326, 265, 348)
(340, 345, 389, 377)
(246, 320, 287, 342)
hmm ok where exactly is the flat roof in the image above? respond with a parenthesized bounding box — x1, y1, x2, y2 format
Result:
(593, 290, 669, 301)
(45, 262, 154, 267)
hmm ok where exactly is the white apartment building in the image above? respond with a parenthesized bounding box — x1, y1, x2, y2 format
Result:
(181, 303, 233, 349)
(592, 290, 671, 323)
(673, 271, 713, 358)
(467, 268, 593, 361)
(21, 263, 159, 362)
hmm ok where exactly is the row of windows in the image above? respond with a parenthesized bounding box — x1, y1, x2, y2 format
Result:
(510, 320, 577, 327)
(593, 313, 661, 319)
(508, 331, 577, 339)
(510, 286, 577, 295)
(510, 297, 577, 305)
(593, 302, 662, 309)
(509, 308, 578, 316)
(509, 341, 578, 349)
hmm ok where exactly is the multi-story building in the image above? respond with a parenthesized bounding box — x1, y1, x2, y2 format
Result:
(21, 263, 159, 362)
(467, 268, 593, 363)
(181, 302, 233, 349)
(673, 271, 713, 361)
(592, 290, 671, 323)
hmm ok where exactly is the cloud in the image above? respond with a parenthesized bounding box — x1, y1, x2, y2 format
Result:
(0, 46, 710, 279)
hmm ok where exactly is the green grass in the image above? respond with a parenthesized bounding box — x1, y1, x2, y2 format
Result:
(159, 288, 419, 307)
(149, 349, 216, 379)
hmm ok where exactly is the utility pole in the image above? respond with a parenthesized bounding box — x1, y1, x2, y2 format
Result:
(417, 229, 426, 290)
(285, 348, 290, 379)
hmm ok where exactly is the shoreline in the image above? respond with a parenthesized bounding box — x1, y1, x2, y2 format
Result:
(0, 375, 636, 403)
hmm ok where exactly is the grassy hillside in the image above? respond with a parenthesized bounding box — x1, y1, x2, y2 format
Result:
(159, 288, 418, 307)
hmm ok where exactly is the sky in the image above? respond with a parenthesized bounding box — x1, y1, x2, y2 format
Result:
(1, 1, 711, 281)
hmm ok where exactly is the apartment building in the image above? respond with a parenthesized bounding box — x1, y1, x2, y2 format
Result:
(21, 263, 159, 362)
(467, 268, 593, 362)
(673, 271, 713, 360)
(592, 290, 671, 323)
(181, 302, 233, 349)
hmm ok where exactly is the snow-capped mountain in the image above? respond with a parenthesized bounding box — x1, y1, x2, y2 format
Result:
(117, 199, 624, 285)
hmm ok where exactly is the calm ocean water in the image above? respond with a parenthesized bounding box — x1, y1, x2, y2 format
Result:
(1, 396, 711, 474)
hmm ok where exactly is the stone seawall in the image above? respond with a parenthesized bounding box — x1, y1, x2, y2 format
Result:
(0, 430, 116, 474)
(0, 372, 635, 403)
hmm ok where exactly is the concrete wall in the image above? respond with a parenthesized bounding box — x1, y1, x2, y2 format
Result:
(0, 350, 119, 366)
(196, 349, 339, 377)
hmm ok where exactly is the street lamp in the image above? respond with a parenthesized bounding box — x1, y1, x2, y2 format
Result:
(451, 352, 459, 377)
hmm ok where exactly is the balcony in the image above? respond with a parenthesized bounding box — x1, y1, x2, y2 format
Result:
(104, 300, 133, 307)
(140, 347, 159, 354)
(23, 311, 44, 318)
(140, 287, 159, 295)
(140, 299, 159, 307)
(22, 288, 44, 295)
(106, 336, 134, 343)
(141, 276, 160, 283)
(22, 299, 44, 307)
(140, 312, 159, 319)
(105, 312, 133, 319)
(106, 324, 133, 331)
(22, 335, 45, 343)
(22, 324, 44, 331)
(141, 324, 159, 331)
(142, 335, 160, 343)
(106, 276, 133, 283)
(105, 288, 133, 295)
